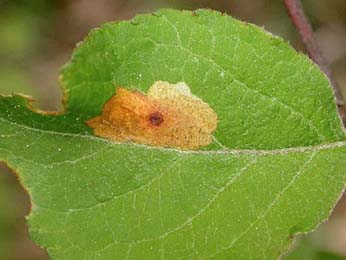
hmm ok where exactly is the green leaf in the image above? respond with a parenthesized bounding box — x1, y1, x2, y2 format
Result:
(0, 8, 345, 260)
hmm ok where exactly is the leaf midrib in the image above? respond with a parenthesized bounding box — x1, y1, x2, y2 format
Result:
(1, 117, 346, 156)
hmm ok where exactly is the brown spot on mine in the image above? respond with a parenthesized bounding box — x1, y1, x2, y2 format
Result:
(149, 111, 164, 126)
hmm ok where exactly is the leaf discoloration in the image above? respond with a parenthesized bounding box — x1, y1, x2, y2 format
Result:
(87, 81, 218, 149)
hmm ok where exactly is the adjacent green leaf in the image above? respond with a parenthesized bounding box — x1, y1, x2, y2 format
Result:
(0, 9, 345, 260)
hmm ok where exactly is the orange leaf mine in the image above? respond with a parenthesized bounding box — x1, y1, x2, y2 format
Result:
(86, 81, 218, 150)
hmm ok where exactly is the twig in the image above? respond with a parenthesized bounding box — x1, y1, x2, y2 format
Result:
(283, 0, 346, 123)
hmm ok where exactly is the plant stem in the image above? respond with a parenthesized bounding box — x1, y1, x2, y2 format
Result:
(283, 0, 346, 123)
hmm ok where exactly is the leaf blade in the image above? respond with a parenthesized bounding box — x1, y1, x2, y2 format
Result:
(0, 8, 346, 260)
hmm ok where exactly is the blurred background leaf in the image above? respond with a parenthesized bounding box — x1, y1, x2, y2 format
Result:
(0, 165, 50, 260)
(0, 0, 345, 259)
(286, 236, 346, 260)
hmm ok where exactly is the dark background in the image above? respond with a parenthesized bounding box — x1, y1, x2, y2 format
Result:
(0, 0, 345, 259)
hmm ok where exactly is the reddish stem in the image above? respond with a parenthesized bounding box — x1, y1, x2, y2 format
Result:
(284, 0, 345, 122)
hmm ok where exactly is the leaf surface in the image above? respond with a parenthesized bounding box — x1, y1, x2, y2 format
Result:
(0, 9, 345, 260)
